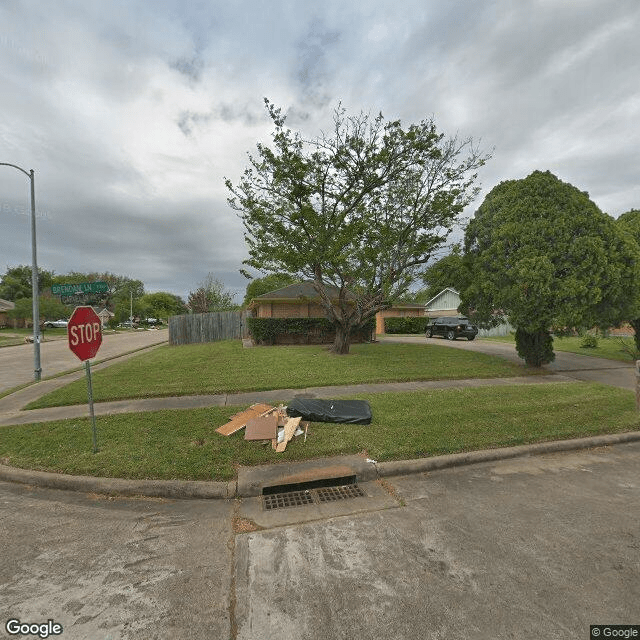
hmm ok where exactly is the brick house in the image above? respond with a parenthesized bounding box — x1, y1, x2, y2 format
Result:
(246, 281, 374, 344)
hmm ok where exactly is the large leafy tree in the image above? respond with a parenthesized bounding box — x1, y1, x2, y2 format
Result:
(461, 171, 640, 366)
(615, 208, 640, 350)
(227, 100, 489, 353)
(0, 265, 55, 300)
(140, 292, 186, 319)
(188, 274, 238, 313)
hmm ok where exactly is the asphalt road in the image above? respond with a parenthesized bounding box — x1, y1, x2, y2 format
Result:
(0, 329, 168, 394)
(382, 335, 637, 391)
(1, 442, 638, 639)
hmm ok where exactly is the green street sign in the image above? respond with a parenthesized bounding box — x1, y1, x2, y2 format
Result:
(52, 281, 109, 296)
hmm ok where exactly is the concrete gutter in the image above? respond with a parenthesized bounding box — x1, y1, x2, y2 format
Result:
(2, 430, 639, 499)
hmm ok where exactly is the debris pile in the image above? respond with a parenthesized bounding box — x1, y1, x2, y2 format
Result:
(215, 403, 308, 452)
(215, 399, 372, 452)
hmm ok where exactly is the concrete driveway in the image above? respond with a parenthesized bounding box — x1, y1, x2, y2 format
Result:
(1, 441, 638, 639)
(0, 329, 168, 393)
(382, 335, 637, 391)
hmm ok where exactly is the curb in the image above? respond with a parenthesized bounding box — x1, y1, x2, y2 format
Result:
(1, 431, 639, 499)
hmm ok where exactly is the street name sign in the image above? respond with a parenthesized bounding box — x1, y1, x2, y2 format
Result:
(52, 281, 108, 296)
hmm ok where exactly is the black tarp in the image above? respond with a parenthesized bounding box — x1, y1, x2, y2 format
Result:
(286, 399, 372, 425)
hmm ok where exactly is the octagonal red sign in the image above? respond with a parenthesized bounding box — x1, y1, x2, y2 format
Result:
(68, 306, 102, 361)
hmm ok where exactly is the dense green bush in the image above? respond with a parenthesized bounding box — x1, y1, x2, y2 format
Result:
(580, 334, 599, 348)
(247, 317, 375, 345)
(384, 317, 430, 334)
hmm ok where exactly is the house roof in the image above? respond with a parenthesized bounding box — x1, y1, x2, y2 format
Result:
(0, 298, 15, 312)
(252, 281, 346, 302)
(424, 288, 460, 309)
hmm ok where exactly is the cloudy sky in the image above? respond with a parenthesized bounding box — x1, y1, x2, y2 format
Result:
(1, 0, 639, 303)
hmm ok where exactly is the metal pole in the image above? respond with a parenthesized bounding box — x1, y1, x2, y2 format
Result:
(30, 170, 41, 381)
(636, 360, 640, 411)
(85, 360, 99, 453)
(0, 163, 41, 380)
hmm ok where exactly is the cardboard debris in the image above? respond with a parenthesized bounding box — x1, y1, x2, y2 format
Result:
(216, 403, 275, 436)
(276, 416, 302, 453)
(244, 412, 278, 441)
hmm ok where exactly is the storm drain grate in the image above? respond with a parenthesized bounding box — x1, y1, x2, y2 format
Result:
(315, 484, 366, 503)
(262, 478, 366, 511)
(263, 490, 314, 510)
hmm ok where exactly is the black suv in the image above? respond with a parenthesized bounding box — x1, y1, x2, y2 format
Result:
(426, 316, 478, 341)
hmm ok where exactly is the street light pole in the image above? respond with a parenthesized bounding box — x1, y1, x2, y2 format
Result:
(0, 162, 42, 381)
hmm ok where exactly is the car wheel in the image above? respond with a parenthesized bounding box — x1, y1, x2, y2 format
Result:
(446, 330, 456, 340)
(427, 329, 433, 338)
(467, 335, 475, 341)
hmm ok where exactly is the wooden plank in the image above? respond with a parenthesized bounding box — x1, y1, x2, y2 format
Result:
(244, 412, 278, 440)
(275, 416, 302, 453)
(215, 403, 275, 436)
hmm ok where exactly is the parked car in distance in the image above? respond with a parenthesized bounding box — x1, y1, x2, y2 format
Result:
(141, 317, 162, 325)
(426, 316, 478, 341)
(43, 319, 68, 328)
(118, 321, 136, 328)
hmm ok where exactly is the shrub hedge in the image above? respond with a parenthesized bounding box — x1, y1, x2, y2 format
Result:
(384, 316, 430, 334)
(247, 317, 375, 345)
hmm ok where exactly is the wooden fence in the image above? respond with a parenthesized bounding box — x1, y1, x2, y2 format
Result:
(169, 311, 251, 345)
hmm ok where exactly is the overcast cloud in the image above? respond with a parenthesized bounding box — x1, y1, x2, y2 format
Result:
(1, 0, 639, 302)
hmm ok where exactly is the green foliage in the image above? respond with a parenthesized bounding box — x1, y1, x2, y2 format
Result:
(139, 292, 186, 319)
(0, 265, 55, 301)
(227, 99, 489, 353)
(615, 210, 640, 351)
(580, 334, 599, 348)
(515, 328, 555, 367)
(384, 317, 430, 334)
(419, 245, 469, 300)
(8, 296, 67, 322)
(247, 317, 375, 345)
(462, 171, 640, 364)
(242, 273, 297, 306)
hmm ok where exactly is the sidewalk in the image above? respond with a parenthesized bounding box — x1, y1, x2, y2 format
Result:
(0, 373, 572, 426)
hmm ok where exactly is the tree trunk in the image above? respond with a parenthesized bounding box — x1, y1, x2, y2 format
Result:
(331, 323, 351, 354)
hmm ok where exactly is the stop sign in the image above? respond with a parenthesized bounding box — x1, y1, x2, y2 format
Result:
(68, 306, 102, 361)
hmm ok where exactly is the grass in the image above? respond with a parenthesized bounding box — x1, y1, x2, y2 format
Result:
(1, 382, 637, 481)
(25, 340, 535, 409)
(482, 333, 638, 363)
(0, 326, 68, 347)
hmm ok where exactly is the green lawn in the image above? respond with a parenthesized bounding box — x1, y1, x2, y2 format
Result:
(482, 333, 638, 363)
(26, 340, 536, 409)
(2, 382, 637, 481)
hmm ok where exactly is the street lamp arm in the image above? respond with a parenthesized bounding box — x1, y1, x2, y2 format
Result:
(0, 162, 32, 179)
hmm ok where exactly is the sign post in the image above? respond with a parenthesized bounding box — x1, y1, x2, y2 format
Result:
(67, 306, 103, 453)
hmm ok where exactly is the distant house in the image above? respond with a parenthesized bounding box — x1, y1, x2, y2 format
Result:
(424, 288, 513, 337)
(93, 307, 114, 328)
(0, 298, 15, 327)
